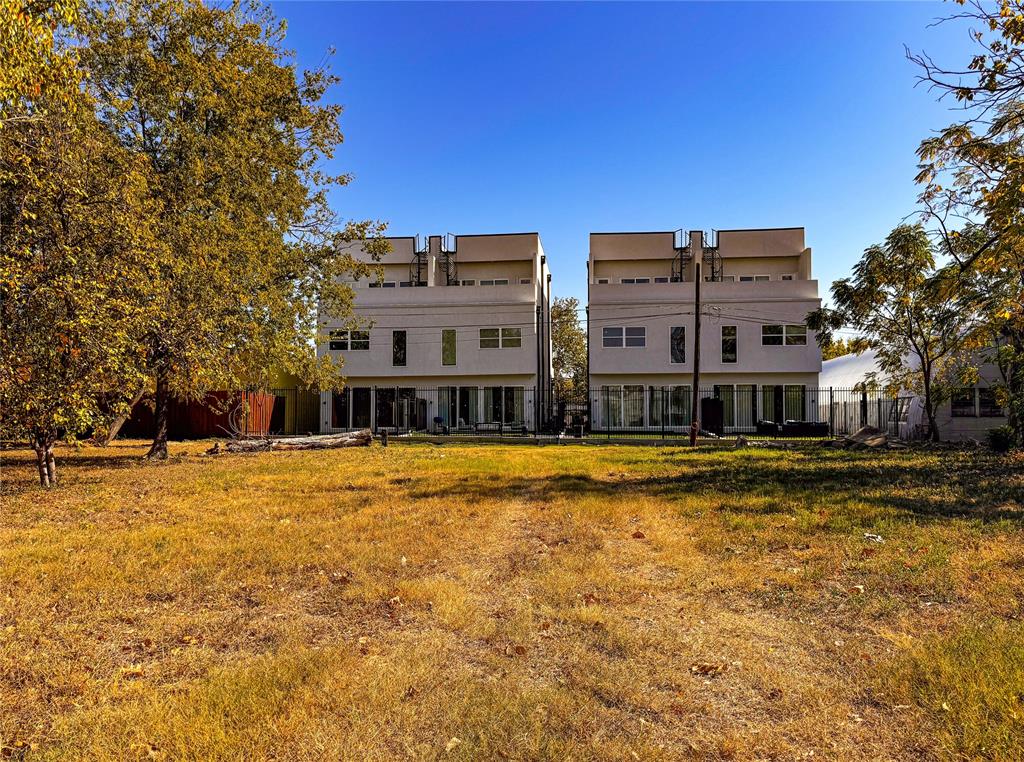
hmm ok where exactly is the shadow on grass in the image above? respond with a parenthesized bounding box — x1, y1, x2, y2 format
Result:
(408, 451, 1023, 524)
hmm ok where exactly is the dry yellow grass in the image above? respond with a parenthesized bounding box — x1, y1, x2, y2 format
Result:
(1, 440, 1022, 760)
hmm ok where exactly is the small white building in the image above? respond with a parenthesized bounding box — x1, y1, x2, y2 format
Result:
(319, 233, 552, 434)
(819, 349, 1009, 441)
(587, 228, 823, 432)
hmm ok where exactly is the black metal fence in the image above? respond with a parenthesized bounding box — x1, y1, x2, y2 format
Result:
(318, 385, 900, 440)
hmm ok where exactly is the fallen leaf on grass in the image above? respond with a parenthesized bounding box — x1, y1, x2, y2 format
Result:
(690, 662, 726, 677)
(504, 643, 527, 657)
(445, 737, 462, 753)
(120, 663, 144, 679)
(632, 531, 646, 539)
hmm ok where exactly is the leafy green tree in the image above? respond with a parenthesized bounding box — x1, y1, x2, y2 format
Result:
(0, 90, 157, 485)
(807, 225, 979, 441)
(550, 296, 587, 397)
(909, 0, 1024, 445)
(79, 0, 387, 458)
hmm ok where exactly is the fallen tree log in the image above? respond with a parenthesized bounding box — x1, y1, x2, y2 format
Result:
(208, 429, 372, 454)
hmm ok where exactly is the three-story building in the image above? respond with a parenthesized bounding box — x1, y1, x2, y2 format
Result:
(320, 232, 552, 433)
(587, 228, 822, 432)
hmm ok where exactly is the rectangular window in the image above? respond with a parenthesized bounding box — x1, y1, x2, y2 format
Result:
(781, 274, 795, 281)
(479, 328, 500, 349)
(978, 387, 1004, 417)
(624, 327, 646, 347)
(461, 279, 476, 286)
(603, 327, 623, 348)
(350, 330, 370, 350)
(721, 325, 737, 363)
(480, 279, 494, 286)
(762, 325, 784, 346)
(654, 276, 669, 283)
(519, 277, 531, 285)
(785, 324, 807, 346)
(392, 330, 406, 367)
(382, 281, 396, 288)
(328, 329, 348, 351)
(621, 277, 651, 284)
(493, 278, 509, 286)
(442, 329, 457, 365)
(670, 326, 686, 364)
(951, 388, 976, 417)
(597, 278, 609, 284)
(399, 281, 412, 288)
(501, 327, 522, 348)
(739, 275, 755, 282)
(754, 275, 770, 282)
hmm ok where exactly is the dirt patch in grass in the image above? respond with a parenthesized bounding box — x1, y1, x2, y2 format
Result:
(1, 441, 1022, 759)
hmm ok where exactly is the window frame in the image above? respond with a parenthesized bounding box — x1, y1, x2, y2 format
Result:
(784, 324, 807, 346)
(602, 327, 624, 348)
(721, 325, 737, 363)
(392, 330, 407, 367)
(670, 326, 686, 364)
(442, 329, 457, 365)
(500, 327, 522, 348)
(350, 330, 370, 351)
(624, 326, 646, 348)
(328, 329, 349, 351)
(479, 327, 500, 349)
(761, 324, 784, 346)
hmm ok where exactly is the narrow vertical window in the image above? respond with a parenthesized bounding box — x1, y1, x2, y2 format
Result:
(392, 330, 406, 367)
(670, 326, 686, 364)
(721, 325, 737, 363)
(442, 329, 457, 365)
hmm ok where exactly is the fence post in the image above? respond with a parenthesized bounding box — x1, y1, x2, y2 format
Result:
(829, 387, 834, 437)
(661, 388, 666, 440)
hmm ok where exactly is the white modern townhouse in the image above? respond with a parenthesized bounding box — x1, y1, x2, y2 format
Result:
(320, 232, 553, 434)
(587, 228, 823, 434)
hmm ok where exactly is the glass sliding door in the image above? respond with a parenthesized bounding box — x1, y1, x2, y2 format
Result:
(624, 385, 645, 427)
(351, 388, 372, 429)
(735, 385, 756, 430)
(714, 385, 735, 428)
(601, 386, 622, 429)
(438, 387, 458, 427)
(457, 387, 478, 427)
(331, 389, 350, 430)
(784, 385, 806, 421)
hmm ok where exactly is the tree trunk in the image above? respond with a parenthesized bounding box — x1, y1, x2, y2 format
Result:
(32, 435, 55, 488)
(34, 445, 49, 487)
(146, 370, 170, 460)
(1006, 333, 1024, 448)
(922, 368, 940, 442)
(99, 387, 145, 445)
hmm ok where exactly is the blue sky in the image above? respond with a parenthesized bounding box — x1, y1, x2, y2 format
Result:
(273, 1, 975, 306)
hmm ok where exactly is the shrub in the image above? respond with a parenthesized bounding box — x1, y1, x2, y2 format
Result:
(987, 425, 1016, 453)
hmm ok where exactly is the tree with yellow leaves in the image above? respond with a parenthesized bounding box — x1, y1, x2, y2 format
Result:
(909, 0, 1024, 445)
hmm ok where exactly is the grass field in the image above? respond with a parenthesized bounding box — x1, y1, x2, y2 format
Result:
(2, 441, 1023, 760)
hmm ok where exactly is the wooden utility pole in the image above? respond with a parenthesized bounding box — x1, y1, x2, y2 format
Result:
(689, 240, 702, 447)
